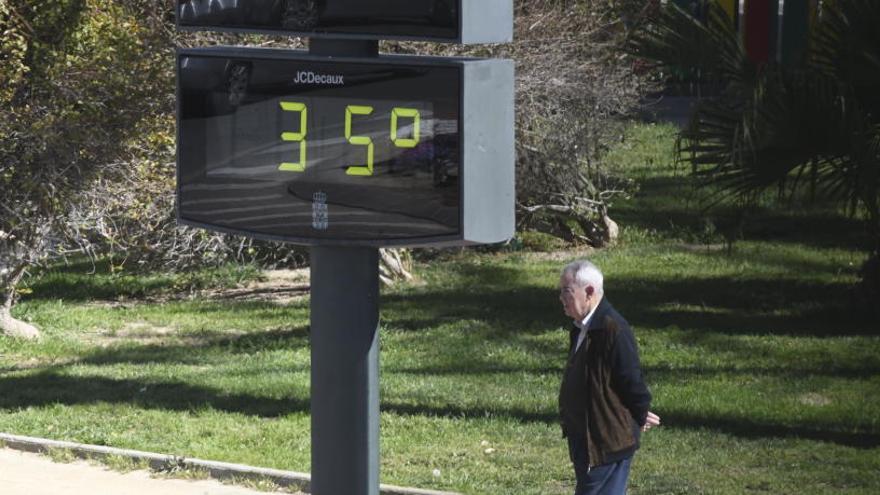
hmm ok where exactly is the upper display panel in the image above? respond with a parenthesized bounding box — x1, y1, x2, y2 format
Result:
(176, 0, 512, 43)
(177, 48, 463, 245)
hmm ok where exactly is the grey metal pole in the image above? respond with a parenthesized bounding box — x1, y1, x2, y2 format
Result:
(310, 246, 380, 495)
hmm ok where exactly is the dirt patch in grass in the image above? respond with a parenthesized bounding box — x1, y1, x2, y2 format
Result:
(799, 392, 833, 407)
(83, 269, 311, 309)
(0, 356, 77, 373)
(200, 269, 310, 305)
(86, 322, 190, 348)
(504, 248, 596, 262)
(677, 243, 729, 253)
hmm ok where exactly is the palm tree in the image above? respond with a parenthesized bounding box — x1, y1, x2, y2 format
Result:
(628, 0, 880, 305)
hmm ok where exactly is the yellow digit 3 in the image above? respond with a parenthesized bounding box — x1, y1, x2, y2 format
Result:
(279, 101, 307, 172)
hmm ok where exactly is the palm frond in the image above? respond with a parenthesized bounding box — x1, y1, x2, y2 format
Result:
(810, 0, 880, 117)
(627, 1, 748, 87)
(631, 0, 880, 246)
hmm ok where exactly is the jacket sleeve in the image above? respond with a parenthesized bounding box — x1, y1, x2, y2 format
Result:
(610, 324, 652, 426)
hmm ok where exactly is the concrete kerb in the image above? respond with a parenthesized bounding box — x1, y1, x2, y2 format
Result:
(0, 433, 461, 495)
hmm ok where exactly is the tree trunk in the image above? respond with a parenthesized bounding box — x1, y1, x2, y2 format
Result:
(378, 248, 413, 287)
(0, 306, 40, 340)
(599, 204, 619, 246)
(0, 263, 40, 339)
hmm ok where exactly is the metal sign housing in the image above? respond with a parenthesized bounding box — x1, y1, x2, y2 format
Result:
(176, 0, 513, 43)
(176, 46, 514, 247)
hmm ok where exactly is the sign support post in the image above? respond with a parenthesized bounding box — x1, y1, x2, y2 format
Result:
(310, 246, 380, 495)
(174, 4, 514, 495)
(308, 39, 381, 495)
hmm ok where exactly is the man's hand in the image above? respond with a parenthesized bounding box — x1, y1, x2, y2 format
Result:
(641, 411, 660, 432)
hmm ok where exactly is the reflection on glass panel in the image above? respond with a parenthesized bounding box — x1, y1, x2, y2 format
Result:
(177, 0, 459, 40)
(177, 53, 462, 242)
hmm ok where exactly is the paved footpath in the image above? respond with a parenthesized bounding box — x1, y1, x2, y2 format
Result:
(0, 448, 286, 495)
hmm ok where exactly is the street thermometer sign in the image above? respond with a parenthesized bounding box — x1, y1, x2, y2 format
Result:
(177, 47, 514, 246)
(175, 2, 513, 494)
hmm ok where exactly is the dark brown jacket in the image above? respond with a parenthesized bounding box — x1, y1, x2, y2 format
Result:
(559, 299, 651, 467)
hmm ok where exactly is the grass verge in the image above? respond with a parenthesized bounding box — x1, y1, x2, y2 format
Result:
(1, 123, 878, 494)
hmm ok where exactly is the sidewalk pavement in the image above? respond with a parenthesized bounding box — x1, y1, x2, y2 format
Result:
(0, 447, 291, 495)
(0, 433, 460, 495)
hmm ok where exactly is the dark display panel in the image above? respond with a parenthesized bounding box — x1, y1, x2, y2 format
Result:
(177, 0, 459, 40)
(177, 50, 462, 244)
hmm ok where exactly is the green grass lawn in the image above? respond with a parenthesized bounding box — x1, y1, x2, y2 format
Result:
(2, 123, 879, 494)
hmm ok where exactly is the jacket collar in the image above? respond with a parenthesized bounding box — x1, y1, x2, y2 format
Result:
(586, 297, 612, 331)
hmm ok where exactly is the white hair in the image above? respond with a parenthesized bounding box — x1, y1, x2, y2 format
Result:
(561, 260, 604, 295)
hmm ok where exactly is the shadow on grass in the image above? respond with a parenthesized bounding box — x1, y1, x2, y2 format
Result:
(385, 265, 877, 337)
(659, 410, 880, 449)
(618, 278, 875, 336)
(22, 261, 263, 303)
(0, 368, 875, 448)
(614, 176, 871, 251)
(387, 365, 564, 376)
(0, 371, 309, 419)
(77, 326, 311, 366)
(23, 272, 177, 301)
(385, 362, 880, 380)
(0, 324, 310, 374)
(643, 363, 880, 381)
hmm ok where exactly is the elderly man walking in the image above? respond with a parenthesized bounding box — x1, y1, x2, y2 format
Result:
(557, 260, 660, 495)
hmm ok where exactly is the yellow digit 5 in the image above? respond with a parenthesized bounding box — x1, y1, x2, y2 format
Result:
(391, 107, 420, 148)
(345, 105, 374, 176)
(279, 101, 307, 172)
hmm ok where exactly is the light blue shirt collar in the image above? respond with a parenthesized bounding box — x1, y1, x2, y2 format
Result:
(573, 300, 601, 351)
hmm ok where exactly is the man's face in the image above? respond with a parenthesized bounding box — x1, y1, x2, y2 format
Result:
(559, 272, 594, 321)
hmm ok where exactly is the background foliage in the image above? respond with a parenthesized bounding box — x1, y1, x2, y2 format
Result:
(400, 0, 657, 244)
(2, 0, 660, 335)
(0, 0, 173, 335)
(0, 1, 309, 335)
(627, 0, 880, 306)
